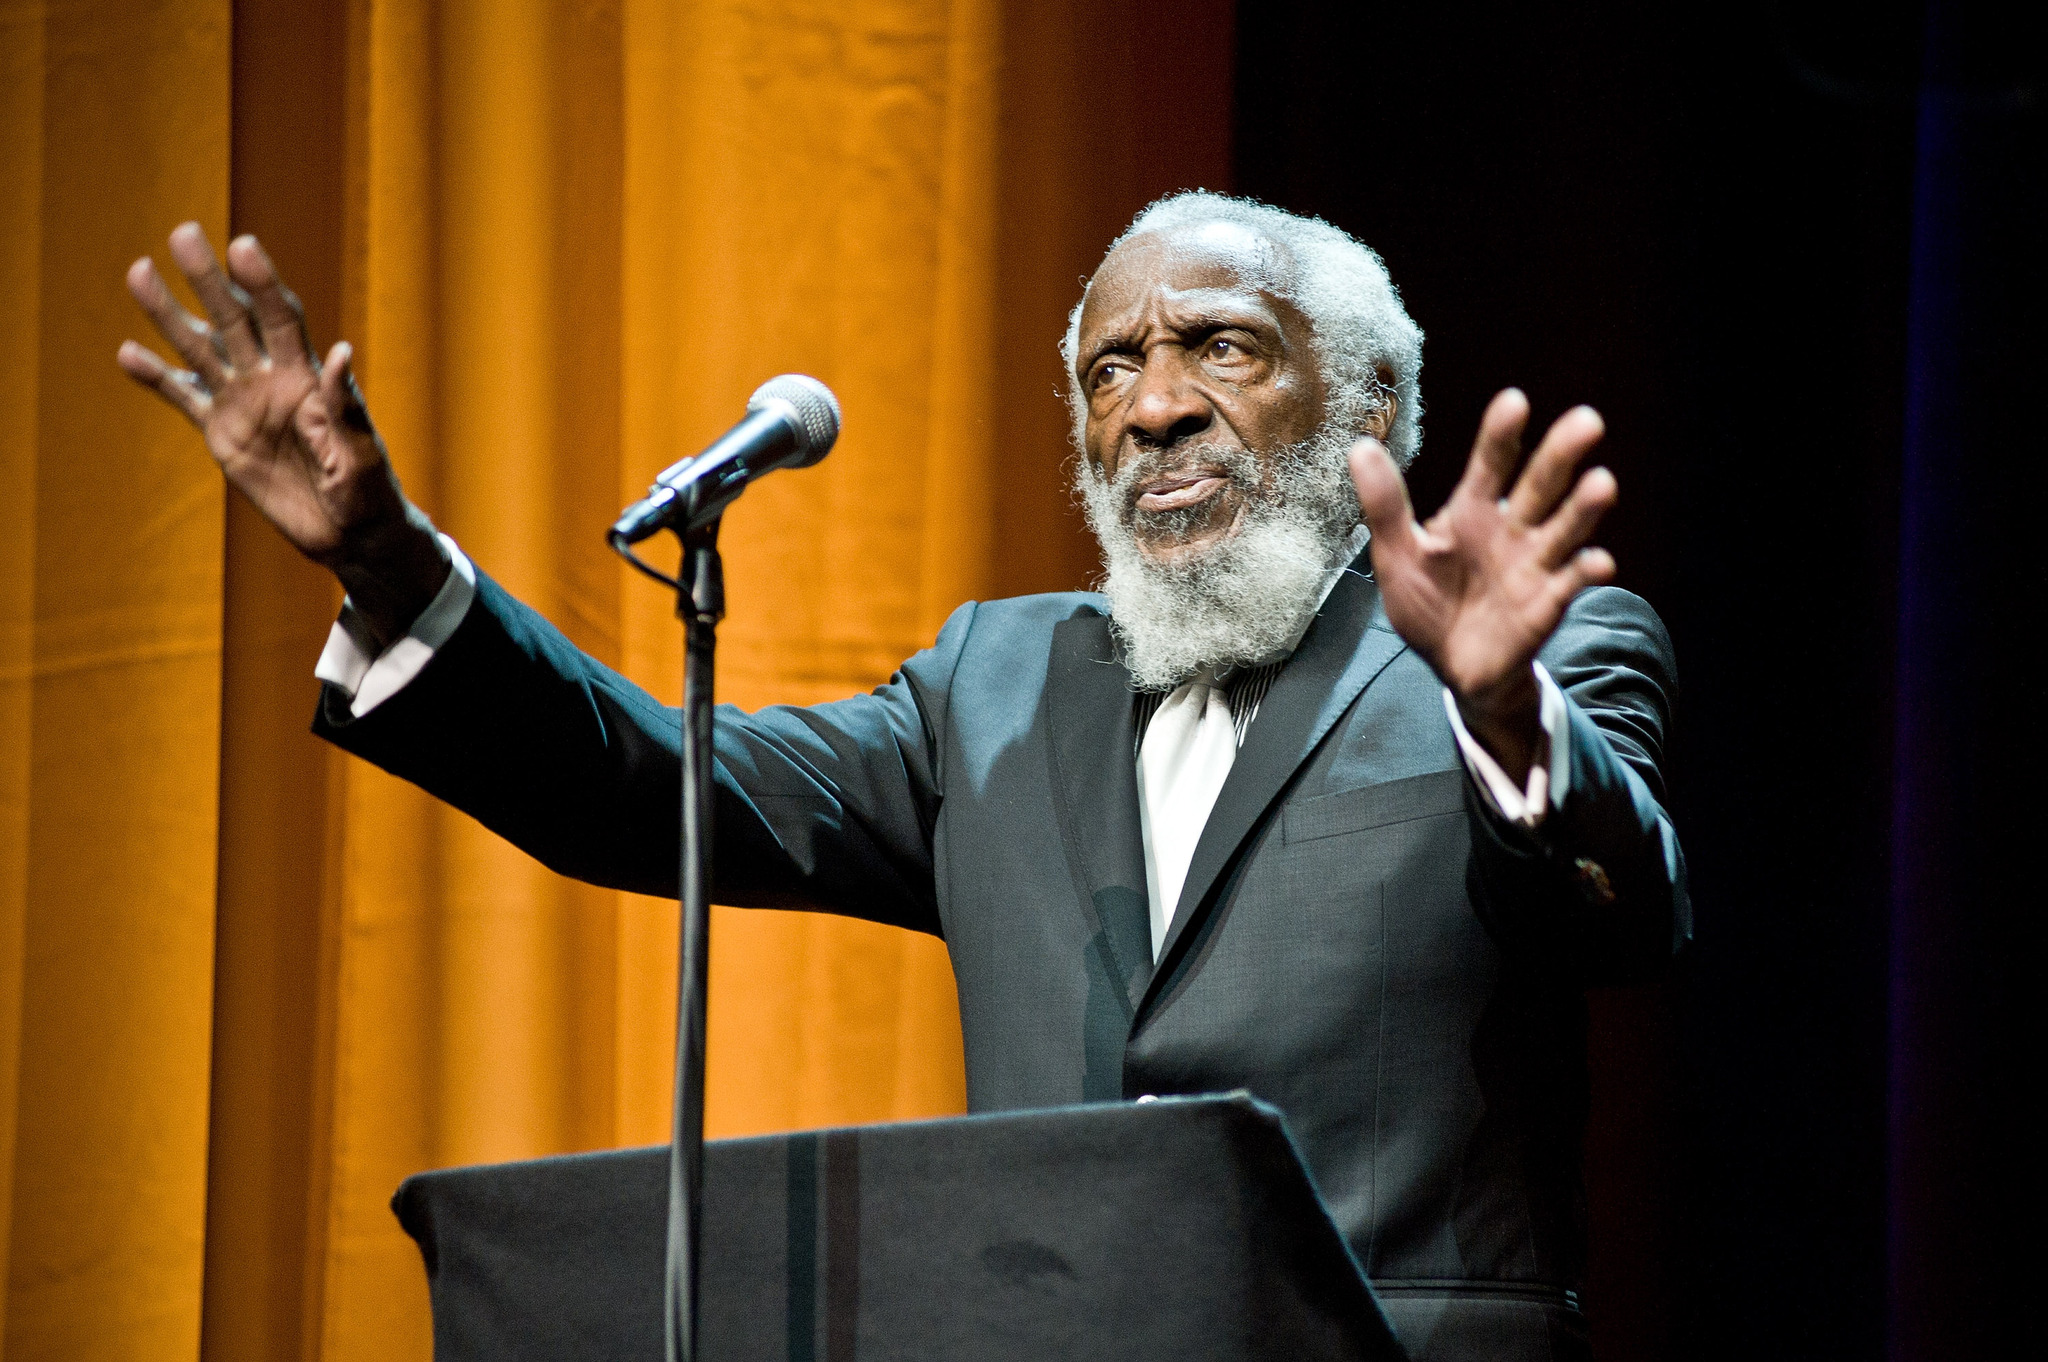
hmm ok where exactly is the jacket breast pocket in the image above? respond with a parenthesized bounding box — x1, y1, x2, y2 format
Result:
(1282, 768, 1467, 845)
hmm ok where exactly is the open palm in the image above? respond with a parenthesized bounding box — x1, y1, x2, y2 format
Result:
(118, 222, 400, 561)
(118, 223, 444, 643)
(1349, 388, 1618, 767)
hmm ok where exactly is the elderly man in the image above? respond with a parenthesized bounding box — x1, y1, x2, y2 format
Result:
(119, 192, 1686, 1361)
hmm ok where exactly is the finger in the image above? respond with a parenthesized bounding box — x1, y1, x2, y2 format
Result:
(318, 340, 376, 439)
(1454, 388, 1530, 505)
(1541, 546, 1618, 614)
(116, 339, 211, 426)
(1534, 465, 1617, 569)
(166, 222, 264, 371)
(126, 255, 227, 387)
(226, 235, 313, 370)
(1576, 546, 1617, 585)
(1507, 405, 1606, 526)
(1348, 436, 1420, 562)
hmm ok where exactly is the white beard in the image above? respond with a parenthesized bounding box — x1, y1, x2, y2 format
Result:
(1076, 425, 1365, 692)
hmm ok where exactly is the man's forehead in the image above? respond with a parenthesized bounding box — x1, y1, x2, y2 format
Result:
(1083, 222, 1291, 325)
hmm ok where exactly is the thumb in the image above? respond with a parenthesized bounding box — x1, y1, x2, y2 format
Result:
(318, 339, 379, 440)
(318, 339, 354, 420)
(1348, 436, 1417, 559)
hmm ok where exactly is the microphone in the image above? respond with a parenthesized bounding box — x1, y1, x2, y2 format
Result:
(610, 374, 841, 546)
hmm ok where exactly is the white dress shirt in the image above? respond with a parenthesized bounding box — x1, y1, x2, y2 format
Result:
(317, 532, 1571, 960)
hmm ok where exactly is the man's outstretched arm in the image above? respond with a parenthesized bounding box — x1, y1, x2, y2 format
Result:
(312, 566, 958, 934)
(1352, 390, 1687, 981)
(118, 225, 951, 933)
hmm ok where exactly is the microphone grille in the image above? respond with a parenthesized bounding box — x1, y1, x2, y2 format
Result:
(749, 374, 841, 468)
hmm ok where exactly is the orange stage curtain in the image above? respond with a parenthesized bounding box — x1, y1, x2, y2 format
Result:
(2, 1, 234, 1357)
(0, 1, 1232, 1357)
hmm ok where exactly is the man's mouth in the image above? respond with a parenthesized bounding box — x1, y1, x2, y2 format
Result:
(1133, 471, 1230, 515)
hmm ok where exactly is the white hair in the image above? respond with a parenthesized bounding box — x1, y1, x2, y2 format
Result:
(1061, 191, 1426, 466)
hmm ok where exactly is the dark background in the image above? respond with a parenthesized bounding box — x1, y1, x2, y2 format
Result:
(1232, 2, 2044, 1358)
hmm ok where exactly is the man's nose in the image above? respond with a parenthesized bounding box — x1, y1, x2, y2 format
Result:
(1127, 351, 1212, 448)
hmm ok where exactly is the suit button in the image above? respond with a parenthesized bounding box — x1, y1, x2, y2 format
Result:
(1572, 857, 1617, 905)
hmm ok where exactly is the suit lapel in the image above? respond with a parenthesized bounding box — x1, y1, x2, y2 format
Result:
(1043, 611, 1155, 1011)
(1137, 560, 1408, 1022)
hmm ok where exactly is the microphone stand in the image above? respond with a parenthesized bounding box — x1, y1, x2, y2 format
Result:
(666, 516, 722, 1362)
(612, 374, 836, 1362)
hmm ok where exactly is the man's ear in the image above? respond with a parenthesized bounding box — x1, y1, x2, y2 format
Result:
(1365, 392, 1398, 443)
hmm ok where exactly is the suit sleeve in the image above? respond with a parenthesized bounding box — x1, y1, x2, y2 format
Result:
(312, 569, 968, 936)
(1463, 585, 1692, 984)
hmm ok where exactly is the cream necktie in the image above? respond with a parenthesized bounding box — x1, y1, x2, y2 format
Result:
(1136, 668, 1239, 959)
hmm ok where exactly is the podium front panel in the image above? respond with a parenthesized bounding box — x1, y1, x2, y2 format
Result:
(393, 1093, 1401, 1361)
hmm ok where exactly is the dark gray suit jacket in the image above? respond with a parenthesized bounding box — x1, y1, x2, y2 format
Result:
(318, 554, 1687, 1362)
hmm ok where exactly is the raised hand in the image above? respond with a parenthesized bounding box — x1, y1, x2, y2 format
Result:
(1349, 388, 1618, 778)
(117, 223, 446, 647)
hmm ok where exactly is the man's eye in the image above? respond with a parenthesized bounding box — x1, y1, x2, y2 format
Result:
(1206, 336, 1245, 362)
(1092, 361, 1131, 389)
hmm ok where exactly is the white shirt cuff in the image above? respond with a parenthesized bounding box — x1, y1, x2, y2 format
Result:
(313, 534, 476, 718)
(1442, 661, 1571, 829)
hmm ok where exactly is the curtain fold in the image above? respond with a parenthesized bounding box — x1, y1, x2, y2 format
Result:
(1, 2, 1232, 1356)
(1, 2, 232, 1357)
(0, 0, 42, 1333)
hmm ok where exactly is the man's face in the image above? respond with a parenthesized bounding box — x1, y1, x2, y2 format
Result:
(1074, 223, 1331, 564)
